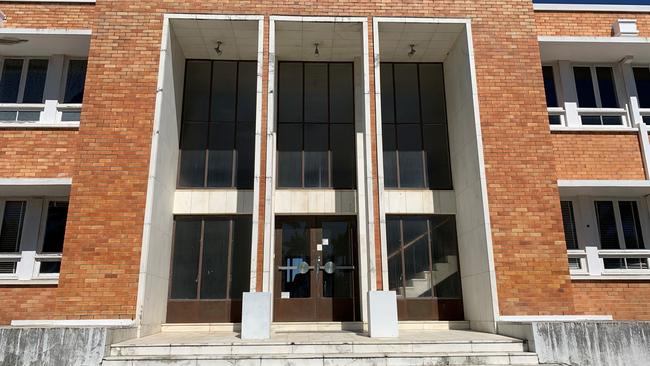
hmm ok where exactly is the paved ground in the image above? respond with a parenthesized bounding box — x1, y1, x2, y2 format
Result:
(114, 329, 524, 346)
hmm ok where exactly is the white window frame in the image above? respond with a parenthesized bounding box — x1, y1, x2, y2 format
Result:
(0, 57, 50, 125)
(0, 197, 68, 284)
(632, 64, 650, 124)
(56, 57, 86, 123)
(0, 55, 87, 128)
(562, 196, 650, 279)
(0, 56, 49, 103)
(572, 64, 630, 128)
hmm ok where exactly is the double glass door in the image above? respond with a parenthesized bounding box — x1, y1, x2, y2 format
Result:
(274, 216, 359, 321)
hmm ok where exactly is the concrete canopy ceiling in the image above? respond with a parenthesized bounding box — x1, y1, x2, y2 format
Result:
(558, 180, 650, 197)
(170, 18, 258, 60)
(0, 31, 90, 57)
(539, 36, 650, 64)
(377, 22, 463, 62)
(275, 21, 364, 62)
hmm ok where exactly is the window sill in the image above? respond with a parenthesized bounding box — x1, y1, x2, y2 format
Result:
(0, 278, 58, 286)
(550, 126, 638, 133)
(571, 274, 650, 281)
(0, 121, 79, 129)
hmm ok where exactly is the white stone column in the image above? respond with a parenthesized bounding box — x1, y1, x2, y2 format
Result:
(558, 60, 580, 127)
(41, 55, 65, 123)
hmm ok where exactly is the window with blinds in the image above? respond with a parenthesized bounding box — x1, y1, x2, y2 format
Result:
(0, 199, 69, 277)
(594, 200, 646, 250)
(560, 201, 579, 250)
(0, 201, 27, 273)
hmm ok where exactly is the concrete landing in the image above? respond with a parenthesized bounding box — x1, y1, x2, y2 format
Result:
(103, 329, 541, 365)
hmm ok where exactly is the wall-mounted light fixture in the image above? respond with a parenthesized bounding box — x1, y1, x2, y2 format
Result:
(314, 43, 320, 57)
(408, 44, 416, 58)
(215, 41, 223, 55)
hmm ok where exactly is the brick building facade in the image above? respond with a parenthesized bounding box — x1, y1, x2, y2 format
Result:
(1, 0, 649, 352)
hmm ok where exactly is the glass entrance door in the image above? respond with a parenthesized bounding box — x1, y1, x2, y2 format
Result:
(274, 216, 359, 322)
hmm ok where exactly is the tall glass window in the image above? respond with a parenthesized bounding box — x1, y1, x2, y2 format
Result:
(178, 60, 256, 188)
(633, 67, 650, 124)
(276, 62, 356, 189)
(380, 63, 452, 189)
(573, 66, 622, 126)
(64, 60, 88, 104)
(169, 216, 251, 300)
(386, 215, 461, 299)
(542, 65, 561, 125)
(0, 58, 49, 122)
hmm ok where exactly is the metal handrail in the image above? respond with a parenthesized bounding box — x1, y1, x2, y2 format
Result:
(577, 107, 627, 115)
(0, 253, 21, 261)
(56, 103, 82, 110)
(0, 103, 45, 110)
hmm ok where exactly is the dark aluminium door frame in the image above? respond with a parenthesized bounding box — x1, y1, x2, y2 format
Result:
(273, 215, 361, 322)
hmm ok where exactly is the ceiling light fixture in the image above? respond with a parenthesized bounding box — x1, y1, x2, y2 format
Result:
(408, 44, 416, 58)
(314, 43, 320, 57)
(214, 41, 223, 55)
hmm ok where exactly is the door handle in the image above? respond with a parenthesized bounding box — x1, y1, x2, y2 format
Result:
(278, 262, 314, 274)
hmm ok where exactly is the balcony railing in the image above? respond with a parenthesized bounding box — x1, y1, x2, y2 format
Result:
(57, 103, 82, 122)
(0, 252, 61, 282)
(548, 107, 631, 128)
(0, 253, 21, 275)
(0, 103, 45, 123)
(640, 108, 650, 125)
(547, 107, 565, 126)
(577, 107, 629, 127)
(0, 102, 82, 126)
(568, 246, 650, 278)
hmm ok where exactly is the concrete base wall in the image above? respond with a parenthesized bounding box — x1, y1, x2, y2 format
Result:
(498, 321, 650, 366)
(0, 327, 136, 366)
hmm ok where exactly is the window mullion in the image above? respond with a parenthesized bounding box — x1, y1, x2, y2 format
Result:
(16, 199, 42, 280)
(0, 200, 5, 235)
(196, 219, 206, 300)
(591, 66, 603, 109)
(612, 200, 627, 249)
(17, 58, 29, 103)
(302, 63, 306, 188)
(225, 219, 234, 300)
(399, 218, 406, 297)
(426, 218, 434, 298)
(232, 62, 240, 188)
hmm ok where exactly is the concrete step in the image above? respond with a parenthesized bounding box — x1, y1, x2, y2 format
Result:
(104, 330, 537, 365)
(161, 320, 471, 333)
(103, 351, 539, 365)
(109, 338, 527, 357)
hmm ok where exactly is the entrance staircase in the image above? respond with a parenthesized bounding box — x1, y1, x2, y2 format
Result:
(403, 255, 459, 298)
(102, 327, 544, 365)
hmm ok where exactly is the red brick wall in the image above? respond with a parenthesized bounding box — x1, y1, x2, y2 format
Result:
(0, 130, 78, 178)
(552, 132, 646, 180)
(0, 2, 95, 29)
(536, 11, 650, 37)
(66, 0, 573, 319)
(537, 11, 650, 321)
(0, 286, 57, 324)
(573, 281, 650, 320)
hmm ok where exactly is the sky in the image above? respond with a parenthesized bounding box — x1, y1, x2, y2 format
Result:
(534, 0, 650, 4)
